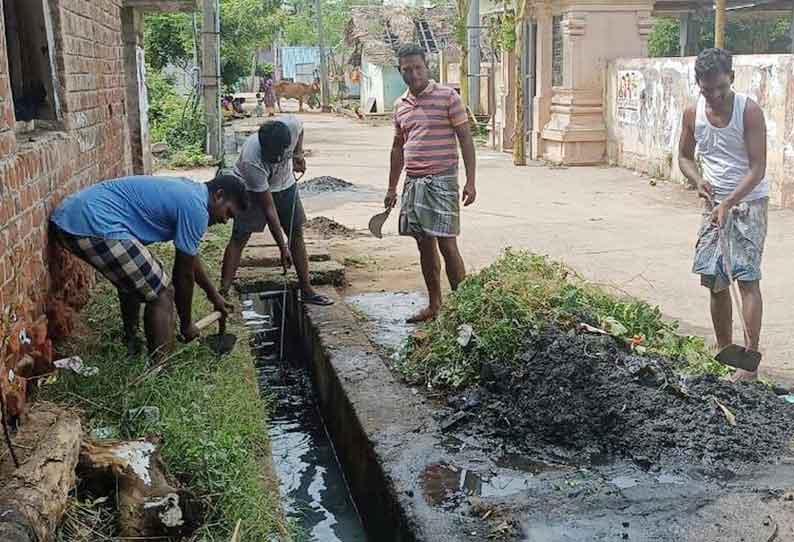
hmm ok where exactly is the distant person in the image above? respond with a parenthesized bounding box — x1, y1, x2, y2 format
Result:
(384, 44, 476, 323)
(678, 48, 769, 381)
(220, 116, 334, 306)
(254, 93, 264, 117)
(50, 175, 248, 356)
(263, 74, 277, 117)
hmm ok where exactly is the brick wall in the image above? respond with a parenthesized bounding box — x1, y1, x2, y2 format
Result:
(1, 0, 133, 417)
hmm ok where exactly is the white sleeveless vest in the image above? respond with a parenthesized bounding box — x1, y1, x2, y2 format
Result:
(694, 93, 768, 202)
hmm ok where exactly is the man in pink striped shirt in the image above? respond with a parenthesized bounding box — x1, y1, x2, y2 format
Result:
(385, 44, 477, 323)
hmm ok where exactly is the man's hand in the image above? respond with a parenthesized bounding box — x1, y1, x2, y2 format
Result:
(698, 180, 714, 204)
(210, 293, 233, 318)
(462, 182, 476, 207)
(180, 323, 200, 343)
(710, 200, 734, 227)
(293, 155, 306, 174)
(384, 189, 398, 209)
(280, 245, 293, 273)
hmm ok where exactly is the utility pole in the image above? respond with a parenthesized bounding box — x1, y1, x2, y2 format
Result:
(467, 0, 480, 114)
(202, 0, 222, 160)
(715, 0, 727, 49)
(315, 0, 331, 112)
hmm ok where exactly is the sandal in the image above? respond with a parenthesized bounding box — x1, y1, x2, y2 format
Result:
(303, 292, 334, 306)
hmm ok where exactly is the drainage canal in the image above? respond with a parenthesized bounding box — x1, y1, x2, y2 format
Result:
(242, 293, 366, 541)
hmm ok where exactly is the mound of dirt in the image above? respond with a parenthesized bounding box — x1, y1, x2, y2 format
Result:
(300, 176, 354, 193)
(305, 216, 356, 238)
(449, 328, 794, 468)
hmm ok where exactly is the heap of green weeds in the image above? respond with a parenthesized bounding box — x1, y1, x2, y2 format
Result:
(46, 225, 290, 541)
(399, 249, 727, 389)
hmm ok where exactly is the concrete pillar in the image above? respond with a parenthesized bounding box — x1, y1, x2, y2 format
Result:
(122, 8, 152, 175)
(531, 0, 553, 160)
(467, 0, 481, 114)
(540, 1, 653, 165)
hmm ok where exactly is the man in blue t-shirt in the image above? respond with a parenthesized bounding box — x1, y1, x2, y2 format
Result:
(50, 174, 248, 356)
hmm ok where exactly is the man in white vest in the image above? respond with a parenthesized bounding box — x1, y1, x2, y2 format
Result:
(679, 48, 768, 381)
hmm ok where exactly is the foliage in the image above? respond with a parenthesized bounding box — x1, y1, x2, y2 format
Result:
(45, 224, 287, 541)
(279, 0, 352, 50)
(146, 66, 210, 167)
(144, 12, 194, 70)
(648, 17, 680, 57)
(144, 0, 281, 88)
(399, 249, 726, 389)
(487, 11, 516, 53)
(649, 14, 794, 58)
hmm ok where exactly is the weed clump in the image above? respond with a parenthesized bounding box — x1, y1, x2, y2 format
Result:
(400, 249, 725, 389)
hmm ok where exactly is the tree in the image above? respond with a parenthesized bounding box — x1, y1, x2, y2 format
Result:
(648, 13, 793, 58)
(144, 0, 282, 88)
(279, 0, 352, 50)
(454, 0, 470, 109)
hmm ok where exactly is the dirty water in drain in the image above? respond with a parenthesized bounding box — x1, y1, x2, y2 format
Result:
(243, 294, 366, 542)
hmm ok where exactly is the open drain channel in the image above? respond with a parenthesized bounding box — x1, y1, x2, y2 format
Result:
(242, 293, 366, 541)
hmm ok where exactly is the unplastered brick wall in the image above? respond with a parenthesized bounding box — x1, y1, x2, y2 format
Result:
(1, 0, 133, 419)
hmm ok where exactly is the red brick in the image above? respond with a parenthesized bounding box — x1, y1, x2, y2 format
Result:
(0, 130, 16, 158)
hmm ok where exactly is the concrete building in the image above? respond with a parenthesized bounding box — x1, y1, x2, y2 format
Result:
(484, 0, 790, 161)
(0, 0, 191, 417)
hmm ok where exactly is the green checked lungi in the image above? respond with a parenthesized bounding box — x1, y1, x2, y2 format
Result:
(398, 172, 460, 238)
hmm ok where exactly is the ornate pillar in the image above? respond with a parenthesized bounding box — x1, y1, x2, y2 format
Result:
(540, 1, 652, 165)
(531, 0, 553, 160)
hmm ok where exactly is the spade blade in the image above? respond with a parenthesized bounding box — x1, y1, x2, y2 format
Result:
(715, 344, 762, 372)
(203, 333, 238, 356)
(368, 208, 391, 239)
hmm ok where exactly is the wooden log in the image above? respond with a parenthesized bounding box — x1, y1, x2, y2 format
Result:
(0, 404, 82, 542)
(79, 436, 202, 538)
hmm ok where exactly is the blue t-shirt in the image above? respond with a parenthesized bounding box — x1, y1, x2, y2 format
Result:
(51, 176, 210, 256)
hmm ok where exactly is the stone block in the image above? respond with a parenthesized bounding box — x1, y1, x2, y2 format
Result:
(240, 243, 330, 268)
(234, 260, 346, 293)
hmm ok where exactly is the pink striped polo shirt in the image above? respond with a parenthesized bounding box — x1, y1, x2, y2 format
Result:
(393, 81, 468, 177)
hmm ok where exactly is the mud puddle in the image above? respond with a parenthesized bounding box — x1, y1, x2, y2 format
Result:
(243, 295, 366, 541)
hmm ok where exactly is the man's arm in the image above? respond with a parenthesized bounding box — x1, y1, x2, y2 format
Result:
(454, 123, 477, 206)
(385, 132, 404, 208)
(678, 105, 711, 202)
(729, 100, 767, 204)
(194, 256, 231, 315)
(293, 130, 306, 174)
(173, 250, 198, 340)
(711, 100, 767, 226)
(255, 190, 292, 271)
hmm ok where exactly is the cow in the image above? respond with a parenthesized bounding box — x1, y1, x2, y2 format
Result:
(274, 80, 320, 112)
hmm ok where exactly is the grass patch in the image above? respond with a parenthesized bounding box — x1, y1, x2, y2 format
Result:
(400, 249, 727, 389)
(45, 223, 288, 541)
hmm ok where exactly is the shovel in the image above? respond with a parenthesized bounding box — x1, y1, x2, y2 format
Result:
(368, 207, 391, 239)
(194, 311, 238, 356)
(714, 228, 762, 372)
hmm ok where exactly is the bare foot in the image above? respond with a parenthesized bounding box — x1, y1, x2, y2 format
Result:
(730, 369, 758, 382)
(406, 307, 438, 324)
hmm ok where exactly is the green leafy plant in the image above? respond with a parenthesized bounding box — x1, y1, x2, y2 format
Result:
(399, 249, 727, 389)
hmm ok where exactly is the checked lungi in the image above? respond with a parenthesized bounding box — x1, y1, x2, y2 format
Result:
(53, 225, 169, 302)
(398, 172, 460, 238)
(692, 198, 768, 292)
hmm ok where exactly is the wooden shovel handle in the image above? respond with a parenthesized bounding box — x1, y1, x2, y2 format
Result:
(719, 229, 751, 341)
(195, 311, 222, 331)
